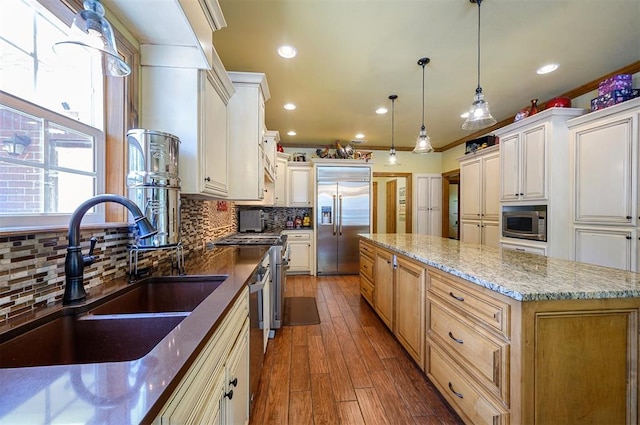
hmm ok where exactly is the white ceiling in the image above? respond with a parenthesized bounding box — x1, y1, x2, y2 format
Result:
(212, 0, 639, 151)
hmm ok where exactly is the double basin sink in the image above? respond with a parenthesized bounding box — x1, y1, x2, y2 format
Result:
(0, 275, 228, 368)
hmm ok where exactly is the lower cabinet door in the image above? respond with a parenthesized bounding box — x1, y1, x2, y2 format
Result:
(427, 344, 508, 425)
(226, 322, 250, 425)
(574, 226, 635, 271)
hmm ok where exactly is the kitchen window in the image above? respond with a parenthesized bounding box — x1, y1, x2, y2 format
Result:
(0, 0, 139, 228)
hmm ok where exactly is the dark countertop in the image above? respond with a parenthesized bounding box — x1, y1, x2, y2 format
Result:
(0, 245, 268, 425)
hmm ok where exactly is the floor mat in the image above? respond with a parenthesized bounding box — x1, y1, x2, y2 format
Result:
(283, 297, 321, 326)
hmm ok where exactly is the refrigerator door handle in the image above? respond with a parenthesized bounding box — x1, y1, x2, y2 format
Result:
(332, 194, 337, 235)
(339, 194, 343, 235)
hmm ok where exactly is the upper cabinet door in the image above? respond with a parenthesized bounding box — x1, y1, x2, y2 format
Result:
(460, 158, 482, 220)
(521, 124, 547, 200)
(572, 113, 637, 224)
(500, 134, 520, 201)
(482, 151, 501, 220)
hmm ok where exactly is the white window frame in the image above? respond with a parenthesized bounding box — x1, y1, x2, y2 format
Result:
(0, 89, 105, 228)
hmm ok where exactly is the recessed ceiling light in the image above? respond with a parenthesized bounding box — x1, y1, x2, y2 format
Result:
(287, 131, 296, 136)
(355, 133, 365, 139)
(376, 107, 388, 114)
(284, 103, 296, 110)
(277, 45, 297, 59)
(537, 63, 559, 75)
(460, 112, 469, 119)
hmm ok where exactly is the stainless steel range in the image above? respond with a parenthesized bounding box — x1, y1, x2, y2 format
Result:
(214, 233, 290, 331)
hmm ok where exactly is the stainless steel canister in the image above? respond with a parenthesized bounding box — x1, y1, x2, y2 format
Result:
(126, 129, 181, 247)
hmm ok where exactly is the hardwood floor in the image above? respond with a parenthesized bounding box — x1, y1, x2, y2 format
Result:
(250, 274, 464, 425)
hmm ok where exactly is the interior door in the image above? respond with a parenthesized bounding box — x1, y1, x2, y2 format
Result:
(386, 179, 397, 233)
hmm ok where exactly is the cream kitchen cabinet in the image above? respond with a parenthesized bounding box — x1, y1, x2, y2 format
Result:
(414, 174, 442, 236)
(287, 162, 313, 207)
(282, 229, 314, 275)
(497, 107, 584, 203)
(460, 219, 500, 247)
(459, 146, 500, 247)
(154, 287, 249, 424)
(569, 98, 640, 270)
(498, 107, 585, 259)
(227, 72, 271, 201)
(263, 130, 278, 183)
(275, 153, 289, 207)
(141, 55, 234, 198)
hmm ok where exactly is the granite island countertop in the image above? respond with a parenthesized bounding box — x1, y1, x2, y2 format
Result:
(360, 234, 640, 302)
(0, 245, 268, 425)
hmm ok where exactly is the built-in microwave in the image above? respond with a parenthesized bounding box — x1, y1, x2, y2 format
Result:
(502, 206, 547, 242)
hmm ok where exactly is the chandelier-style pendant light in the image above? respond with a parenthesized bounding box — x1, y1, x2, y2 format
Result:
(54, 0, 131, 77)
(385, 95, 401, 166)
(413, 57, 434, 154)
(462, 0, 496, 130)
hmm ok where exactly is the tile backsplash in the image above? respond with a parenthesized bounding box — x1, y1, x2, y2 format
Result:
(0, 198, 238, 323)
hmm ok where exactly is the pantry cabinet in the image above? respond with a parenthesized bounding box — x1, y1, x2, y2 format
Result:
(287, 162, 313, 207)
(459, 146, 500, 247)
(414, 174, 442, 236)
(569, 98, 640, 270)
(141, 55, 234, 198)
(227, 72, 271, 201)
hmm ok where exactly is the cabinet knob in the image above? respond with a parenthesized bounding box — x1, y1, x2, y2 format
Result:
(626, 235, 632, 240)
(627, 216, 632, 220)
(204, 177, 211, 182)
(229, 377, 238, 388)
(224, 389, 234, 400)
(477, 224, 480, 227)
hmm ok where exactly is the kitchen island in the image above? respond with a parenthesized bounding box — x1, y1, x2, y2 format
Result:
(0, 245, 268, 425)
(359, 233, 640, 425)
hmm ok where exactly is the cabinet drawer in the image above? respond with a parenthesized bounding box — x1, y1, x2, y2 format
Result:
(427, 344, 508, 425)
(429, 301, 509, 403)
(284, 231, 311, 240)
(429, 269, 510, 338)
(360, 240, 375, 259)
(360, 253, 374, 281)
(360, 275, 374, 306)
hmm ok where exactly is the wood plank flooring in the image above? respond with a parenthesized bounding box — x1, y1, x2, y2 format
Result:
(250, 274, 464, 425)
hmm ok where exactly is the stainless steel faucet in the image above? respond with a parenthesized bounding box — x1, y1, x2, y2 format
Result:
(64, 194, 157, 305)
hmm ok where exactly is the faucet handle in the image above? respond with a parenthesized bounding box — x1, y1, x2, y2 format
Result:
(83, 237, 99, 267)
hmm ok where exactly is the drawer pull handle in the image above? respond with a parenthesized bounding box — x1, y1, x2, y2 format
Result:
(448, 382, 464, 399)
(448, 331, 464, 344)
(449, 291, 464, 302)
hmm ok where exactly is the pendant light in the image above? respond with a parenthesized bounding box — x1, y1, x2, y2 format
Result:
(53, 0, 131, 77)
(462, 0, 496, 130)
(413, 57, 434, 154)
(385, 95, 400, 166)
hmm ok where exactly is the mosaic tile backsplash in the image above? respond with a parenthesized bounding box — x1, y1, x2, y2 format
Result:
(0, 198, 238, 323)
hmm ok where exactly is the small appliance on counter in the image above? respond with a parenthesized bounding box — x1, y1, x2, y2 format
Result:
(239, 209, 265, 233)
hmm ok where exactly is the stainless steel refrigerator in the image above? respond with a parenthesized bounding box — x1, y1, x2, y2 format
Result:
(316, 166, 371, 274)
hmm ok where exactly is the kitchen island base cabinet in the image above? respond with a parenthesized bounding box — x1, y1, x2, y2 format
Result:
(360, 235, 640, 425)
(359, 240, 375, 306)
(154, 288, 250, 425)
(374, 248, 395, 330)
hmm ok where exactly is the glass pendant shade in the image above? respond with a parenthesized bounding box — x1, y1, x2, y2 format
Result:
(413, 125, 434, 154)
(413, 57, 434, 154)
(53, 0, 131, 77)
(462, 0, 496, 131)
(385, 94, 401, 166)
(462, 90, 496, 130)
